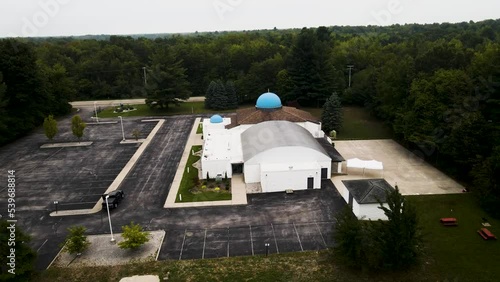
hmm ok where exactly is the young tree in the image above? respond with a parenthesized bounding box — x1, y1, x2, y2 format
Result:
(118, 222, 150, 250)
(0, 220, 37, 281)
(43, 115, 58, 140)
(132, 129, 141, 140)
(321, 92, 343, 134)
(61, 226, 90, 255)
(71, 115, 86, 141)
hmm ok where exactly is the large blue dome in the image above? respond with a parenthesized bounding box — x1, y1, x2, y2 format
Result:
(256, 92, 282, 109)
(210, 114, 223, 124)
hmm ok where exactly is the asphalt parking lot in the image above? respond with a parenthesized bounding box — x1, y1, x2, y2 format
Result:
(160, 221, 334, 260)
(0, 108, 345, 270)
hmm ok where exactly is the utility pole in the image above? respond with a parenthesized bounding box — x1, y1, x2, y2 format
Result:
(142, 67, 147, 87)
(347, 65, 354, 88)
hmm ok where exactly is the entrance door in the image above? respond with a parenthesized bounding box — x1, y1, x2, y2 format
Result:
(307, 177, 314, 189)
(321, 168, 328, 179)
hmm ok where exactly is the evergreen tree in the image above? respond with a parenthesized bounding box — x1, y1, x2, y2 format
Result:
(288, 27, 336, 106)
(225, 80, 238, 109)
(43, 115, 58, 140)
(333, 206, 363, 266)
(377, 186, 422, 269)
(145, 47, 191, 109)
(205, 80, 217, 109)
(321, 93, 343, 134)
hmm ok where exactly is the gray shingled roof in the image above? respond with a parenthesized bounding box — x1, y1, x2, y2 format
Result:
(241, 121, 329, 162)
(315, 138, 346, 162)
(342, 179, 394, 204)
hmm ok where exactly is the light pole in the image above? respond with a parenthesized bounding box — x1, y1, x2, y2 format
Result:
(118, 116, 125, 141)
(53, 200, 59, 214)
(347, 65, 354, 88)
(104, 195, 116, 242)
(265, 243, 270, 257)
(94, 102, 99, 123)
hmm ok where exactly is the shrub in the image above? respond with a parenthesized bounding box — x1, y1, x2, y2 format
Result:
(201, 185, 206, 189)
(61, 226, 90, 255)
(118, 222, 150, 250)
(215, 187, 220, 191)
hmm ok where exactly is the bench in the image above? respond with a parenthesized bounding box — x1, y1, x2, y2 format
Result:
(440, 218, 458, 226)
(477, 228, 497, 240)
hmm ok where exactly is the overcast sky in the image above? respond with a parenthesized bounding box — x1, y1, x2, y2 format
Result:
(1, 0, 499, 38)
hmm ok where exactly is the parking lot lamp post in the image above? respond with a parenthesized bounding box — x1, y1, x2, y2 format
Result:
(94, 102, 99, 123)
(118, 116, 125, 141)
(53, 200, 59, 214)
(105, 195, 116, 242)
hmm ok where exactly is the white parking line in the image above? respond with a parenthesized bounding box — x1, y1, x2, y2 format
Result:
(315, 221, 327, 247)
(271, 223, 279, 254)
(249, 225, 254, 256)
(202, 229, 207, 259)
(179, 229, 187, 260)
(36, 239, 48, 253)
(293, 222, 304, 251)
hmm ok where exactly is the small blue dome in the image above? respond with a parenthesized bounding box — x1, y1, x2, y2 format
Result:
(256, 92, 282, 109)
(210, 115, 223, 124)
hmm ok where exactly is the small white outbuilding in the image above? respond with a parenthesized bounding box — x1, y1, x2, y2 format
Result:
(340, 179, 395, 220)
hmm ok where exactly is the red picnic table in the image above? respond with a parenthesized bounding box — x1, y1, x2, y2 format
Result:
(440, 218, 458, 226)
(478, 228, 497, 240)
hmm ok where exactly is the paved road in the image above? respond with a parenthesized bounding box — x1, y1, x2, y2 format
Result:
(0, 109, 345, 271)
(70, 97, 205, 107)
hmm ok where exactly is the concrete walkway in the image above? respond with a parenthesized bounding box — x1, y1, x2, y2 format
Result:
(50, 119, 165, 217)
(164, 118, 247, 208)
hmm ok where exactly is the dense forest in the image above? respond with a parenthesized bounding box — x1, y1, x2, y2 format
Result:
(0, 19, 499, 215)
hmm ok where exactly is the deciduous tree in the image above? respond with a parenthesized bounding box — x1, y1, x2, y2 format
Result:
(71, 115, 86, 141)
(118, 222, 150, 250)
(43, 115, 58, 140)
(61, 226, 90, 255)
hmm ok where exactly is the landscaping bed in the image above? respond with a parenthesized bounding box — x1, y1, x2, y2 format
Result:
(175, 146, 232, 203)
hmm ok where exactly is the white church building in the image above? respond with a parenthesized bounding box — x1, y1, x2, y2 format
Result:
(201, 92, 345, 193)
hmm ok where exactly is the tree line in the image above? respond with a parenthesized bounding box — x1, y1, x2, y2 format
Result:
(0, 19, 499, 214)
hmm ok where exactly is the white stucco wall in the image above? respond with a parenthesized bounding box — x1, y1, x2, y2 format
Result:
(244, 164, 260, 183)
(260, 168, 320, 193)
(358, 203, 388, 221)
(201, 158, 232, 179)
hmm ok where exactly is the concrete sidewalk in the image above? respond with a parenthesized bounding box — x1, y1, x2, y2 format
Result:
(164, 117, 247, 208)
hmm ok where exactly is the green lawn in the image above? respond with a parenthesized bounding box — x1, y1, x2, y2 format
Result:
(98, 102, 234, 118)
(35, 194, 500, 281)
(175, 145, 231, 202)
(303, 106, 393, 140)
(409, 193, 500, 281)
(196, 123, 203, 134)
